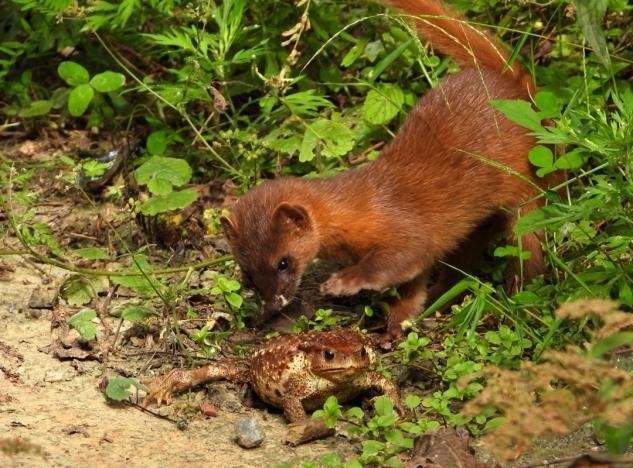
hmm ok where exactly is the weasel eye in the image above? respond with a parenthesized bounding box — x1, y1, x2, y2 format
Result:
(277, 257, 289, 272)
(324, 349, 335, 360)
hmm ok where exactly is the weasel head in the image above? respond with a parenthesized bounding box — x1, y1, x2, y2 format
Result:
(221, 180, 320, 317)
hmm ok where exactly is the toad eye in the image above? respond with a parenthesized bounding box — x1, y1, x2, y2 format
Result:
(277, 257, 290, 272)
(360, 348, 368, 358)
(323, 349, 335, 360)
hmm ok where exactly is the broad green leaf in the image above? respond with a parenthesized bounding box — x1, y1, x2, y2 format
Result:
(135, 156, 191, 187)
(345, 407, 364, 419)
(139, 189, 198, 216)
(400, 422, 423, 434)
(283, 90, 333, 118)
(217, 276, 241, 292)
(73, 247, 109, 260)
(484, 416, 505, 432)
(111, 255, 158, 295)
(104, 377, 146, 402)
(491, 99, 542, 132)
(361, 440, 385, 457)
(302, 118, 355, 161)
(68, 84, 94, 116)
(534, 91, 560, 118)
(363, 84, 404, 125)
(146, 131, 168, 156)
(574, 0, 611, 70)
(384, 429, 414, 449)
(513, 205, 568, 235)
(374, 395, 394, 417)
(299, 129, 318, 162)
(90, 71, 125, 92)
(225, 292, 243, 309)
(528, 145, 554, 168)
(147, 178, 172, 196)
(60, 275, 94, 306)
(555, 149, 586, 170)
(58, 61, 89, 86)
(81, 160, 110, 178)
(19, 100, 53, 118)
(120, 305, 154, 321)
(404, 394, 422, 410)
(68, 309, 97, 340)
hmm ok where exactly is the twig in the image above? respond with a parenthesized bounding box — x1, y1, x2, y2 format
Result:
(125, 400, 182, 427)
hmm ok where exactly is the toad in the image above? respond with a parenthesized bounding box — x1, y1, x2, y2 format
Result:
(143, 329, 402, 442)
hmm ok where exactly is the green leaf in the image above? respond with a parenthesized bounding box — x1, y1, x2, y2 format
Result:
(484, 416, 505, 432)
(534, 91, 560, 118)
(491, 99, 542, 132)
(384, 428, 414, 449)
(528, 145, 554, 168)
(19, 100, 53, 118)
(341, 39, 368, 67)
(60, 276, 94, 306)
(590, 332, 633, 358)
(374, 395, 394, 417)
(299, 128, 318, 162)
(301, 118, 356, 161)
(135, 157, 191, 187)
(68, 309, 97, 341)
(217, 276, 241, 292)
(90, 71, 125, 92)
(58, 61, 90, 86)
(363, 84, 404, 125)
(404, 394, 421, 410)
(138, 189, 198, 216)
(361, 440, 385, 457)
(120, 305, 154, 321)
(493, 245, 532, 260)
(574, 0, 611, 70)
(345, 407, 365, 420)
(147, 178, 172, 196)
(225, 292, 243, 309)
(555, 149, 586, 170)
(146, 131, 168, 156)
(68, 84, 94, 117)
(400, 421, 422, 434)
(104, 377, 146, 402)
(73, 247, 109, 260)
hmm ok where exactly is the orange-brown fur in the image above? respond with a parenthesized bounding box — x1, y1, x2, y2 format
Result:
(222, 0, 556, 338)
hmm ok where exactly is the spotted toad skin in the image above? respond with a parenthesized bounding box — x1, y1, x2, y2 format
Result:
(144, 329, 401, 423)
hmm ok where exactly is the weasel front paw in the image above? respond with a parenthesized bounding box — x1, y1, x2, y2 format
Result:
(319, 271, 363, 297)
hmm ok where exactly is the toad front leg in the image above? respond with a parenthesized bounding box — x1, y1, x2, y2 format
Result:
(364, 371, 404, 416)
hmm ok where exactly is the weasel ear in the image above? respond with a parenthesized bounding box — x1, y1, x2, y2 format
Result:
(273, 203, 311, 232)
(220, 215, 239, 242)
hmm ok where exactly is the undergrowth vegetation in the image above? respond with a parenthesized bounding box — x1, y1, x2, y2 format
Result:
(1, 0, 632, 465)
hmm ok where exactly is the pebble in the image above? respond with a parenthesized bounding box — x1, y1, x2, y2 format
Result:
(234, 416, 264, 449)
(28, 288, 58, 309)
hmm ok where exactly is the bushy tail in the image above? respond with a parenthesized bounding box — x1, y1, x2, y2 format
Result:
(385, 0, 534, 95)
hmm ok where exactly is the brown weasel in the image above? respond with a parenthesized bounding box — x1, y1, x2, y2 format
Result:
(221, 0, 551, 338)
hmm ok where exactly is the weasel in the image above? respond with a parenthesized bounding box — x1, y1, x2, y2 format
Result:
(221, 0, 551, 338)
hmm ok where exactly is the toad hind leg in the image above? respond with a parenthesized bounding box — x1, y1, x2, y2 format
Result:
(143, 359, 247, 407)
